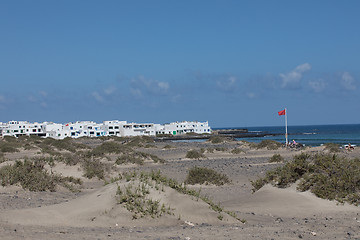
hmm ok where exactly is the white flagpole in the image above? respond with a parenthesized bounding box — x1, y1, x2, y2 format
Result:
(285, 108, 288, 145)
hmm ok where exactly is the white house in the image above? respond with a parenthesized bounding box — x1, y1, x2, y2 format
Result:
(1, 121, 46, 137)
(0, 120, 212, 139)
(120, 122, 156, 137)
(156, 121, 212, 135)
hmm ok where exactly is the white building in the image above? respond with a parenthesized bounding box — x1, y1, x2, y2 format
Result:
(0, 120, 212, 139)
(120, 122, 156, 137)
(1, 121, 46, 137)
(156, 121, 212, 135)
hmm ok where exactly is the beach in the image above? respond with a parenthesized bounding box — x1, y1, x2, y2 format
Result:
(0, 137, 359, 239)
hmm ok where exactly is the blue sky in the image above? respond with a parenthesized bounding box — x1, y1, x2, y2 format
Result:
(0, 0, 359, 127)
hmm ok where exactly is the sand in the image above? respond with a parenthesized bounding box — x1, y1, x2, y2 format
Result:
(0, 140, 359, 239)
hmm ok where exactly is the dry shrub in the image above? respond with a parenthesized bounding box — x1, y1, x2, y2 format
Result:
(185, 166, 230, 186)
(0, 159, 81, 191)
(269, 154, 284, 163)
(185, 150, 205, 159)
(82, 158, 105, 179)
(252, 153, 360, 205)
(256, 140, 283, 150)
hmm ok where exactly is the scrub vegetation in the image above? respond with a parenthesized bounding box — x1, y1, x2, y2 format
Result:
(323, 142, 341, 153)
(208, 136, 232, 144)
(185, 149, 206, 159)
(254, 140, 283, 150)
(185, 166, 230, 186)
(0, 158, 82, 191)
(116, 170, 241, 221)
(0, 136, 165, 191)
(269, 154, 284, 163)
(252, 153, 360, 205)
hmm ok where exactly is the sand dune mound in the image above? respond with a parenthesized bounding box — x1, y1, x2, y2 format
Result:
(227, 184, 358, 217)
(0, 180, 239, 228)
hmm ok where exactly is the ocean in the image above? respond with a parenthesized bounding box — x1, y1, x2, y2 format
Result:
(232, 124, 360, 147)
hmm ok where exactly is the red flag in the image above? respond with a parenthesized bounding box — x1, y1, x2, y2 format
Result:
(278, 109, 286, 116)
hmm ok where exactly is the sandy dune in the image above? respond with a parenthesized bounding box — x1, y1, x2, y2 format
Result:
(0, 140, 359, 239)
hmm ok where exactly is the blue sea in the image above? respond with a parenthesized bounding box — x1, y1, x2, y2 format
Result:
(232, 124, 360, 147)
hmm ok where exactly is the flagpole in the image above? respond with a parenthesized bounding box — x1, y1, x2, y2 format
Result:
(285, 108, 288, 145)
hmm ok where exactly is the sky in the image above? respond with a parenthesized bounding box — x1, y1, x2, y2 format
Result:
(0, 0, 359, 128)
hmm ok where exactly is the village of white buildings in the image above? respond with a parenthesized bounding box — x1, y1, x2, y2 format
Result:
(0, 120, 212, 139)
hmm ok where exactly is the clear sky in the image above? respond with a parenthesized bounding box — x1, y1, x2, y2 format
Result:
(1, 0, 359, 128)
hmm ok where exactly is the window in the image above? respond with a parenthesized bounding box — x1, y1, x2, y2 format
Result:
(109, 126, 113, 129)
(32, 129, 37, 132)
(115, 126, 119, 129)
(90, 131, 94, 135)
(71, 132, 75, 136)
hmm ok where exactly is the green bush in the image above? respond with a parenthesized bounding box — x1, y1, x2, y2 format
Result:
(269, 154, 284, 163)
(185, 150, 205, 159)
(185, 166, 230, 186)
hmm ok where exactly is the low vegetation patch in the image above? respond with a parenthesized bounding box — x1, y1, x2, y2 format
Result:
(82, 158, 106, 180)
(116, 152, 164, 165)
(255, 140, 283, 150)
(89, 141, 130, 157)
(125, 136, 154, 148)
(208, 136, 228, 144)
(117, 170, 241, 221)
(323, 142, 340, 153)
(231, 148, 245, 154)
(0, 158, 82, 191)
(117, 181, 172, 219)
(0, 141, 20, 153)
(185, 150, 205, 159)
(163, 144, 175, 149)
(215, 147, 227, 152)
(269, 154, 284, 163)
(251, 153, 360, 205)
(185, 166, 230, 186)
